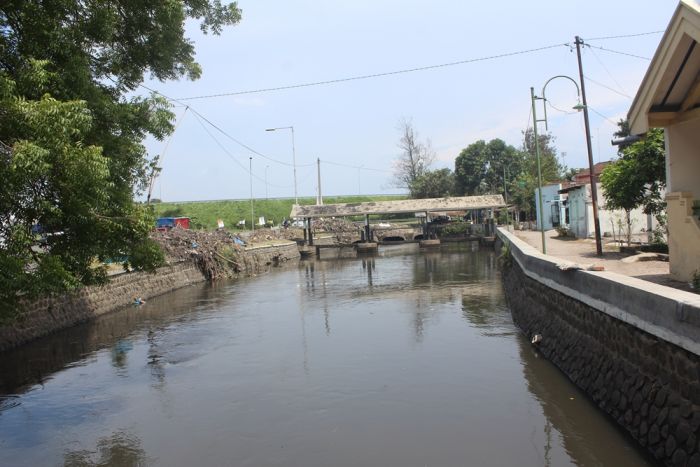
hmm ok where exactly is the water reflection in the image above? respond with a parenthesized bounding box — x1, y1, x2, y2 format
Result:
(516, 334, 654, 466)
(63, 431, 149, 467)
(0, 244, 655, 466)
(0, 282, 222, 395)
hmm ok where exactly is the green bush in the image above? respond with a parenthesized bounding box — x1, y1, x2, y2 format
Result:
(438, 222, 467, 237)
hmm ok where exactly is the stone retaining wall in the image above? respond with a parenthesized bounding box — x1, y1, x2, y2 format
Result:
(497, 228, 700, 466)
(0, 241, 300, 352)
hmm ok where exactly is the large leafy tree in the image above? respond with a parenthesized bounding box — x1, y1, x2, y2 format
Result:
(509, 129, 563, 219)
(409, 168, 455, 199)
(600, 128, 665, 244)
(0, 1, 241, 319)
(454, 138, 521, 196)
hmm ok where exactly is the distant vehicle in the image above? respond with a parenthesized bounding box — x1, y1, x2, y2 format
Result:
(156, 217, 190, 230)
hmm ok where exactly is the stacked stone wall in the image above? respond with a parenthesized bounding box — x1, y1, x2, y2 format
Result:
(501, 244, 700, 466)
(0, 242, 300, 352)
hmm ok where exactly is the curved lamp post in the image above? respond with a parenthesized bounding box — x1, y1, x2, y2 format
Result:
(265, 126, 298, 205)
(530, 74, 601, 256)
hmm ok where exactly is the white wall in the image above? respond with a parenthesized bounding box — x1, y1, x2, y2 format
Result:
(534, 184, 564, 231)
(666, 119, 700, 198)
(567, 183, 656, 239)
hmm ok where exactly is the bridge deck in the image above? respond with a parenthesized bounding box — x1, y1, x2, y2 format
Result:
(290, 195, 505, 218)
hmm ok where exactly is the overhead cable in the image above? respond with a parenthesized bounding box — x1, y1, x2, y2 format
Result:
(584, 75, 632, 99)
(175, 43, 569, 101)
(584, 44, 651, 61)
(137, 82, 314, 168)
(583, 30, 664, 41)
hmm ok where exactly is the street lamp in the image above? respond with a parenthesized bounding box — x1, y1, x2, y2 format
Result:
(249, 156, 254, 232)
(531, 76, 583, 255)
(265, 165, 269, 200)
(265, 126, 297, 204)
(531, 73, 602, 256)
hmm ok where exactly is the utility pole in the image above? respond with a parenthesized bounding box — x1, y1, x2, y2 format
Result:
(575, 36, 603, 256)
(530, 87, 547, 255)
(316, 158, 323, 205)
(265, 165, 269, 200)
(249, 157, 254, 232)
(358, 166, 362, 196)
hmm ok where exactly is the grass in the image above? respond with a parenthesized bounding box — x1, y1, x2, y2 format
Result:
(151, 195, 408, 230)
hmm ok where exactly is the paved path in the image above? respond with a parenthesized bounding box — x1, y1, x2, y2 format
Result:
(511, 229, 692, 292)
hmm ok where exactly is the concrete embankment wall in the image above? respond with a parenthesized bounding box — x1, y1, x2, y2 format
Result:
(496, 227, 700, 466)
(0, 242, 300, 352)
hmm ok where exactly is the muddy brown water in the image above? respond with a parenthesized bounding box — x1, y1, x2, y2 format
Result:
(0, 244, 655, 466)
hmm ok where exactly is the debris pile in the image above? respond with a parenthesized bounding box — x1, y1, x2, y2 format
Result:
(151, 228, 245, 280)
(247, 227, 303, 243)
(311, 218, 360, 234)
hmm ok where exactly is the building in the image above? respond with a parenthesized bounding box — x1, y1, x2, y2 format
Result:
(534, 183, 567, 231)
(559, 183, 653, 240)
(628, 0, 700, 282)
(571, 161, 611, 185)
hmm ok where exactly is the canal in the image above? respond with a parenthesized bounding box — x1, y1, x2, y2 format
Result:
(0, 244, 654, 466)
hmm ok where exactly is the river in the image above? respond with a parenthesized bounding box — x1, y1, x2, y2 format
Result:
(0, 244, 655, 466)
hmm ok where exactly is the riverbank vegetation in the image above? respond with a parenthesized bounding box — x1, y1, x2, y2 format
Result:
(0, 1, 242, 320)
(399, 122, 564, 222)
(153, 195, 408, 230)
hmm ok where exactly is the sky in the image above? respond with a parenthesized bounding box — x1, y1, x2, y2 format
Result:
(141, 0, 680, 202)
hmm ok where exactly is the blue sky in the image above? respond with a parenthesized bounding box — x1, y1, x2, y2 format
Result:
(141, 0, 678, 202)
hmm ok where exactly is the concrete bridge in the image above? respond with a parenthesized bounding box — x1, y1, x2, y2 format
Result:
(291, 195, 506, 253)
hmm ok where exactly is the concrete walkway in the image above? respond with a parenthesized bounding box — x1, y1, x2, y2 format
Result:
(511, 228, 693, 292)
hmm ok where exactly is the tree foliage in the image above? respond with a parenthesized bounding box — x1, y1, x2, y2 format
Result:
(409, 168, 455, 199)
(0, 1, 241, 319)
(601, 128, 665, 215)
(454, 138, 521, 196)
(508, 129, 563, 219)
(392, 119, 435, 189)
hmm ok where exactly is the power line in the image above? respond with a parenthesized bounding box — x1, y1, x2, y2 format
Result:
(175, 42, 569, 101)
(583, 30, 664, 41)
(585, 43, 651, 61)
(586, 47, 632, 98)
(191, 111, 292, 189)
(137, 82, 315, 169)
(587, 105, 619, 127)
(188, 106, 314, 168)
(584, 75, 632, 99)
(321, 159, 391, 173)
(546, 100, 578, 115)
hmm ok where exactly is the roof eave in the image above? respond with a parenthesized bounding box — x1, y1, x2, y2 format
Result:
(628, 1, 700, 134)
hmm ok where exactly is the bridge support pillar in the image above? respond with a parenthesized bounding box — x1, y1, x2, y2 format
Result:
(364, 214, 371, 243)
(307, 217, 314, 246)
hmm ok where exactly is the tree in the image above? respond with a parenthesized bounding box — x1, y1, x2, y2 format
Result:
(409, 168, 455, 199)
(0, 1, 241, 319)
(392, 119, 435, 189)
(509, 129, 563, 219)
(454, 138, 521, 196)
(600, 128, 665, 244)
(521, 128, 562, 183)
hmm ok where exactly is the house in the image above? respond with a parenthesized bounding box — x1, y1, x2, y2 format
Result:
(571, 161, 611, 185)
(628, 0, 700, 282)
(559, 183, 653, 240)
(534, 183, 568, 231)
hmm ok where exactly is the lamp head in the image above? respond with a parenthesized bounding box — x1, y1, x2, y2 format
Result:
(572, 102, 585, 112)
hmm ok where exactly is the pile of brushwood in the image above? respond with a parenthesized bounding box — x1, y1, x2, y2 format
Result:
(312, 218, 361, 243)
(247, 227, 302, 243)
(151, 228, 246, 281)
